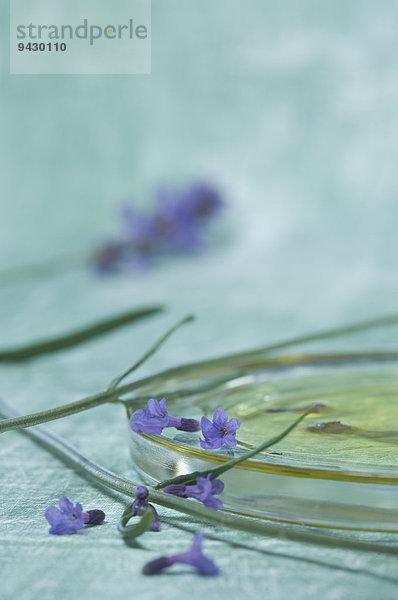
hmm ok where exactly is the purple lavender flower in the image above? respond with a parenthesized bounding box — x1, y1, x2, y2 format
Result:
(130, 398, 169, 435)
(179, 182, 223, 220)
(142, 532, 219, 576)
(45, 497, 83, 535)
(45, 496, 105, 535)
(45, 496, 86, 535)
(152, 190, 199, 251)
(164, 473, 224, 510)
(93, 181, 224, 275)
(200, 408, 241, 450)
(130, 398, 200, 435)
(132, 486, 160, 531)
(121, 205, 158, 261)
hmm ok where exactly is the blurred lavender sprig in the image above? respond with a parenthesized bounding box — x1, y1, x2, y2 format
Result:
(93, 182, 223, 274)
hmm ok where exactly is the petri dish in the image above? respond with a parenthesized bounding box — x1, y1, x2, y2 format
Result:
(128, 351, 398, 532)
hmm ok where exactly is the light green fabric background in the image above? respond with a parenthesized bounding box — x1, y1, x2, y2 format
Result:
(1, 1, 397, 598)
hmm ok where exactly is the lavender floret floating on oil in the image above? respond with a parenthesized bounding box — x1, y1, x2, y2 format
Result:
(200, 408, 241, 450)
(129, 400, 239, 449)
(93, 181, 223, 274)
(130, 397, 200, 434)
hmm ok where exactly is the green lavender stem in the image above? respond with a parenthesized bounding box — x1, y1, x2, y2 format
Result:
(239, 312, 398, 358)
(108, 315, 194, 390)
(118, 507, 153, 539)
(0, 398, 396, 555)
(0, 390, 120, 433)
(0, 305, 164, 362)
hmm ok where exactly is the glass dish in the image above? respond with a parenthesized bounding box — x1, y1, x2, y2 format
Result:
(128, 351, 398, 532)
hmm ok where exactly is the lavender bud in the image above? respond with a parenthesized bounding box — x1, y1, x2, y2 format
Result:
(149, 505, 160, 531)
(135, 486, 149, 500)
(177, 418, 200, 432)
(142, 556, 173, 575)
(163, 484, 187, 497)
(85, 509, 105, 526)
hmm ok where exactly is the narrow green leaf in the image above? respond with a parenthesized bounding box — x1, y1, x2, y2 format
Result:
(240, 313, 398, 358)
(0, 305, 164, 362)
(120, 503, 135, 525)
(108, 315, 194, 390)
(156, 408, 313, 488)
(118, 507, 153, 539)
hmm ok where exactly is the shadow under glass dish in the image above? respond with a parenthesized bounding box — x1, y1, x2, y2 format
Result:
(128, 353, 398, 532)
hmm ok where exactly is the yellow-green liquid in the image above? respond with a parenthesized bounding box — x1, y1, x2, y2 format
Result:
(196, 365, 398, 472)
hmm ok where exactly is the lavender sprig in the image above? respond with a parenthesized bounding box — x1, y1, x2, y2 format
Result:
(93, 182, 223, 274)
